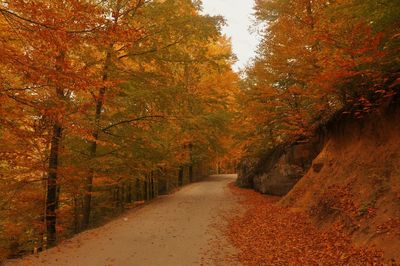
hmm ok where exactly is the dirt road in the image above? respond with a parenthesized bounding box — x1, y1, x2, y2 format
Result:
(7, 174, 240, 266)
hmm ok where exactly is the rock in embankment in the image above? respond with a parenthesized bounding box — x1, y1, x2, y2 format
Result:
(236, 134, 325, 196)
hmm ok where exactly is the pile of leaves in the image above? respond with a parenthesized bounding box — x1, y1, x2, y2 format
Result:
(224, 183, 391, 266)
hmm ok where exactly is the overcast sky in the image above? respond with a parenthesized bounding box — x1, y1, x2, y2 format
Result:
(201, 0, 259, 72)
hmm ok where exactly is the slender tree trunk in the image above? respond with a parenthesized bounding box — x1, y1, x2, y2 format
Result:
(166, 176, 169, 194)
(82, 50, 112, 229)
(45, 51, 65, 247)
(135, 178, 141, 201)
(73, 196, 80, 234)
(150, 174, 154, 199)
(144, 177, 148, 201)
(188, 165, 193, 183)
(119, 184, 124, 210)
(115, 186, 118, 208)
(178, 166, 184, 186)
(154, 176, 158, 197)
(116, 185, 123, 210)
(149, 175, 152, 199)
(188, 143, 193, 182)
(127, 182, 132, 203)
(148, 176, 151, 200)
(46, 123, 62, 247)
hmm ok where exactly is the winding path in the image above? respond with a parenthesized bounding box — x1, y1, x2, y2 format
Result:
(7, 174, 240, 266)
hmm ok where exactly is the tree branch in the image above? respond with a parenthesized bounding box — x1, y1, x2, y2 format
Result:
(0, 8, 103, 34)
(0, 8, 55, 29)
(118, 35, 186, 59)
(102, 115, 165, 131)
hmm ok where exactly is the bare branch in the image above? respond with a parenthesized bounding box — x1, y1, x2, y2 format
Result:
(0, 8, 55, 29)
(102, 115, 165, 131)
(118, 35, 186, 59)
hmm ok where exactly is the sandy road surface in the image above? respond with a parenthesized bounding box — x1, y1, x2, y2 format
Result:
(7, 174, 240, 266)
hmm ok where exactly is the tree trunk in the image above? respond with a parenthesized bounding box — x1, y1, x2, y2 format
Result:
(46, 123, 62, 247)
(82, 50, 112, 229)
(166, 176, 169, 194)
(135, 178, 141, 201)
(119, 184, 124, 210)
(147, 176, 150, 200)
(178, 166, 184, 186)
(45, 51, 65, 247)
(144, 177, 148, 201)
(73, 196, 80, 233)
(154, 177, 158, 198)
(189, 165, 193, 183)
(127, 182, 132, 203)
(188, 143, 193, 182)
(150, 174, 155, 199)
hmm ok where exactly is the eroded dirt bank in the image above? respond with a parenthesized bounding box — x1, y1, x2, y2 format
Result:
(236, 103, 400, 259)
(281, 107, 400, 259)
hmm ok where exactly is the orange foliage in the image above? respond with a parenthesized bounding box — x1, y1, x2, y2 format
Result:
(240, 0, 400, 153)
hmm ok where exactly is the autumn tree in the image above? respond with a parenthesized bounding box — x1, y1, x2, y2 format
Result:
(0, 0, 238, 260)
(72, 0, 237, 228)
(0, 0, 104, 248)
(240, 0, 399, 154)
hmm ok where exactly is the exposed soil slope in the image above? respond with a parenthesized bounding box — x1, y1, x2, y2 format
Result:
(6, 175, 239, 266)
(281, 107, 400, 259)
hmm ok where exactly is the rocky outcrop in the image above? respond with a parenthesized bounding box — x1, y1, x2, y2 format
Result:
(237, 134, 325, 196)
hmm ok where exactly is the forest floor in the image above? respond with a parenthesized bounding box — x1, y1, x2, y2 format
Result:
(6, 175, 241, 266)
(226, 184, 388, 266)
